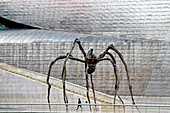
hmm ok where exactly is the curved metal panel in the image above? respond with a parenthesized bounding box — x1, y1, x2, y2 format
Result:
(0, 0, 170, 40)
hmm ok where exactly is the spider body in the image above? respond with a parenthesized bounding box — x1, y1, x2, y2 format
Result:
(86, 49, 97, 74)
(87, 63, 96, 74)
(47, 38, 140, 112)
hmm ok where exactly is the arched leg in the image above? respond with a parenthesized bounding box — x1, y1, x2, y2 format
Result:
(47, 55, 85, 111)
(98, 45, 140, 112)
(90, 74, 96, 107)
(47, 38, 86, 111)
(47, 55, 67, 111)
(61, 53, 85, 111)
(85, 63, 91, 111)
(109, 45, 140, 113)
(61, 39, 77, 111)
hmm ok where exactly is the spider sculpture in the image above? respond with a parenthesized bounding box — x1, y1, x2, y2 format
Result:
(47, 38, 139, 112)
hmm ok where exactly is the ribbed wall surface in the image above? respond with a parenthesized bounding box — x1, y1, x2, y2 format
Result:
(0, 29, 170, 96)
(0, 0, 170, 40)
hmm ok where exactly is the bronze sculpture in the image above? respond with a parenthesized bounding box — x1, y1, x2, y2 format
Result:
(46, 38, 139, 112)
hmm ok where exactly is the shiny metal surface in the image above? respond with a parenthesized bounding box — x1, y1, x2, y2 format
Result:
(0, 0, 170, 40)
(0, 29, 123, 43)
(0, 29, 170, 96)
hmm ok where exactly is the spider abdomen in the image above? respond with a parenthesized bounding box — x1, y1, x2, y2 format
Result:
(87, 64, 96, 74)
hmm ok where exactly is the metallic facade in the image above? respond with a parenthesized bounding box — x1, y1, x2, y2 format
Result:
(0, 29, 170, 96)
(0, 0, 170, 97)
(0, 0, 170, 40)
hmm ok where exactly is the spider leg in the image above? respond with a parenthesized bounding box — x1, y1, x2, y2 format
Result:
(113, 62, 125, 112)
(74, 38, 86, 57)
(98, 52, 125, 98)
(99, 44, 140, 112)
(61, 38, 86, 111)
(98, 51, 126, 112)
(47, 55, 85, 111)
(47, 38, 86, 111)
(105, 52, 126, 111)
(90, 74, 96, 107)
(61, 61, 68, 111)
(47, 55, 67, 111)
(85, 63, 92, 111)
(75, 38, 94, 111)
(97, 58, 119, 112)
(69, 38, 86, 57)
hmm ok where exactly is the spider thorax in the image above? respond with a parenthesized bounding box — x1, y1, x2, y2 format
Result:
(87, 54, 97, 74)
